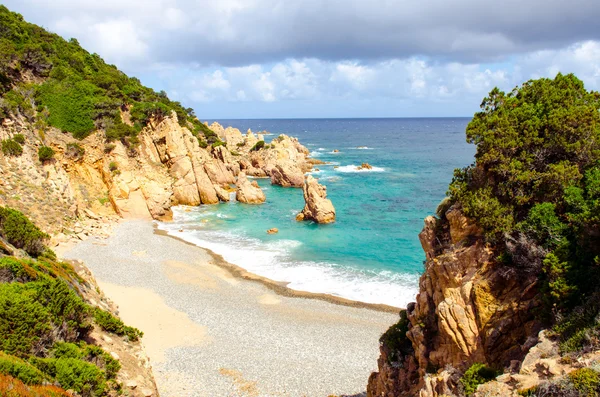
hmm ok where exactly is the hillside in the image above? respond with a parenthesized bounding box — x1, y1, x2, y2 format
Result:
(368, 74, 600, 396)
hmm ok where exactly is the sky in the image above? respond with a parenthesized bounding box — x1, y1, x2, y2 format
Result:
(5, 0, 600, 119)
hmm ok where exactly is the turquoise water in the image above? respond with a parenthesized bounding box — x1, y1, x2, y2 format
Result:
(158, 118, 475, 307)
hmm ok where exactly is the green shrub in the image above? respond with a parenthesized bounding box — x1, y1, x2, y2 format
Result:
(12, 134, 25, 144)
(250, 140, 265, 152)
(460, 363, 499, 395)
(569, 368, 600, 397)
(1, 139, 23, 156)
(211, 140, 225, 148)
(37, 146, 55, 162)
(51, 343, 120, 380)
(0, 207, 49, 256)
(108, 162, 117, 172)
(379, 310, 413, 363)
(93, 308, 142, 341)
(31, 357, 107, 396)
(0, 352, 48, 385)
(197, 138, 208, 149)
(65, 142, 84, 161)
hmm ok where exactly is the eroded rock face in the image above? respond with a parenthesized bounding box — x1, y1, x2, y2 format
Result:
(270, 161, 304, 187)
(367, 204, 542, 397)
(298, 175, 336, 224)
(235, 172, 266, 204)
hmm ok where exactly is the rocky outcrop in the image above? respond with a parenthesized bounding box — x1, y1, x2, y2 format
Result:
(270, 161, 304, 187)
(297, 175, 336, 224)
(367, 204, 542, 397)
(235, 172, 266, 204)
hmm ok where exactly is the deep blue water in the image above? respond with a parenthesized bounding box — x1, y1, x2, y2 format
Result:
(158, 118, 475, 307)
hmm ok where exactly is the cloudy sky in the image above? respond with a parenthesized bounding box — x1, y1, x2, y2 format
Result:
(6, 0, 600, 118)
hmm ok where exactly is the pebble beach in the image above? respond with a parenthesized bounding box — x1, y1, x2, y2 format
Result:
(64, 220, 397, 397)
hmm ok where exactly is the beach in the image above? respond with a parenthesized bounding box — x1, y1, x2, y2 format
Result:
(63, 220, 398, 397)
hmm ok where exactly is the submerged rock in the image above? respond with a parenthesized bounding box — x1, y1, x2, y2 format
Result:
(235, 172, 266, 204)
(357, 162, 373, 170)
(297, 175, 335, 224)
(267, 228, 278, 234)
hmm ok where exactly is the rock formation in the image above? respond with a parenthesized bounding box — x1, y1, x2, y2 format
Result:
(367, 204, 541, 397)
(235, 172, 266, 204)
(297, 175, 336, 224)
(270, 161, 305, 187)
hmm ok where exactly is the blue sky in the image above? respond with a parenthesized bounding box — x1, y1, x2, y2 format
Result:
(6, 0, 600, 119)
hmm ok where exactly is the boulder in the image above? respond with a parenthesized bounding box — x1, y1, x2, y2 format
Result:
(298, 175, 335, 224)
(235, 172, 266, 204)
(357, 162, 373, 170)
(270, 161, 304, 187)
(267, 228, 278, 234)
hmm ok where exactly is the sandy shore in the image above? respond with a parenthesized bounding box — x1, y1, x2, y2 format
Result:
(64, 220, 398, 397)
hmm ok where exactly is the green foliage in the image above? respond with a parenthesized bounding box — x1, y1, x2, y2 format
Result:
(108, 162, 117, 172)
(37, 146, 54, 162)
(197, 138, 208, 149)
(250, 140, 265, 152)
(0, 5, 206, 141)
(211, 140, 225, 148)
(0, 206, 48, 256)
(1, 139, 22, 156)
(379, 310, 413, 363)
(460, 363, 499, 395)
(65, 142, 84, 161)
(0, 352, 48, 385)
(31, 357, 107, 397)
(517, 203, 567, 249)
(12, 134, 24, 144)
(568, 368, 600, 397)
(93, 308, 143, 341)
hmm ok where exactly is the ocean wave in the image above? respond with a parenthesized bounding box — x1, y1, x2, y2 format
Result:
(350, 146, 374, 150)
(157, 206, 417, 307)
(335, 164, 386, 173)
(310, 151, 323, 157)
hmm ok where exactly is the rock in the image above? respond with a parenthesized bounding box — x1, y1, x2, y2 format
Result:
(235, 172, 266, 204)
(446, 205, 482, 244)
(270, 161, 304, 187)
(141, 387, 154, 397)
(84, 208, 99, 220)
(267, 228, 278, 234)
(298, 175, 335, 224)
(126, 380, 138, 390)
(333, 149, 339, 153)
(295, 213, 305, 221)
(356, 162, 372, 170)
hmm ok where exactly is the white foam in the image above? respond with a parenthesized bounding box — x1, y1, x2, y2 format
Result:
(336, 164, 386, 173)
(158, 206, 418, 307)
(350, 146, 374, 150)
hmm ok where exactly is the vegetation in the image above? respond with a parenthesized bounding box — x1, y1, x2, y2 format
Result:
(0, 210, 143, 395)
(65, 142, 84, 161)
(379, 310, 412, 363)
(108, 161, 118, 172)
(0, 206, 48, 256)
(250, 140, 265, 152)
(1, 138, 22, 156)
(0, 5, 214, 143)
(37, 145, 54, 162)
(460, 363, 499, 395)
(443, 74, 600, 349)
(12, 133, 24, 144)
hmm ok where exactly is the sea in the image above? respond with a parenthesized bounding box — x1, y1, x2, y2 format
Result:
(157, 118, 475, 308)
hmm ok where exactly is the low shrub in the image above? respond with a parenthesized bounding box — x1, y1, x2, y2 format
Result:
(569, 368, 600, 397)
(12, 134, 25, 144)
(65, 143, 85, 161)
(38, 146, 55, 162)
(93, 308, 143, 341)
(0, 373, 70, 396)
(460, 363, 499, 395)
(103, 144, 115, 153)
(380, 310, 413, 363)
(0, 207, 49, 257)
(108, 162, 118, 172)
(0, 352, 48, 385)
(1, 139, 23, 156)
(250, 140, 265, 152)
(211, 140, 225, 148)
(31, 357, 107, 397)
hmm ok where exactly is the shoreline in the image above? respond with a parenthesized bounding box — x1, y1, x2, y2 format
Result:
(153, 224, 402, 314)
(63, 219, 398, 397)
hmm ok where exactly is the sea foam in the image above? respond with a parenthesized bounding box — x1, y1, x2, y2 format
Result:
(335, 164, 386, 173)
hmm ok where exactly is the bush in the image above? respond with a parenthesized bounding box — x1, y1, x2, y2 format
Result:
(1, 139, 23, 156)
(211, 140, 225, 148)
(0, 207, 49, 257)
(37, 146, 54, 162)
(0, 352, 48, 385)
(250, 140, 265, 152)
(379, 310, 413, 363)
(569, 368, 600, 397)
(197, 138, 208, 149)
(65, 142, 84, 161)
(460, 363, 499, 395)
(108, 162, 117, 172)
(31, 357, 107, 397)
(93, 308, 142, 341)
(12, 134, 24, 144)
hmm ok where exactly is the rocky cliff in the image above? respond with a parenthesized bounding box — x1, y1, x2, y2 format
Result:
(367, 204, 542, 397)
(0, 112, 315, 244)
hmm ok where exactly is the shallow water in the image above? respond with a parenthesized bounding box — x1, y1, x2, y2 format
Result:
(158, 118, 475, 307)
